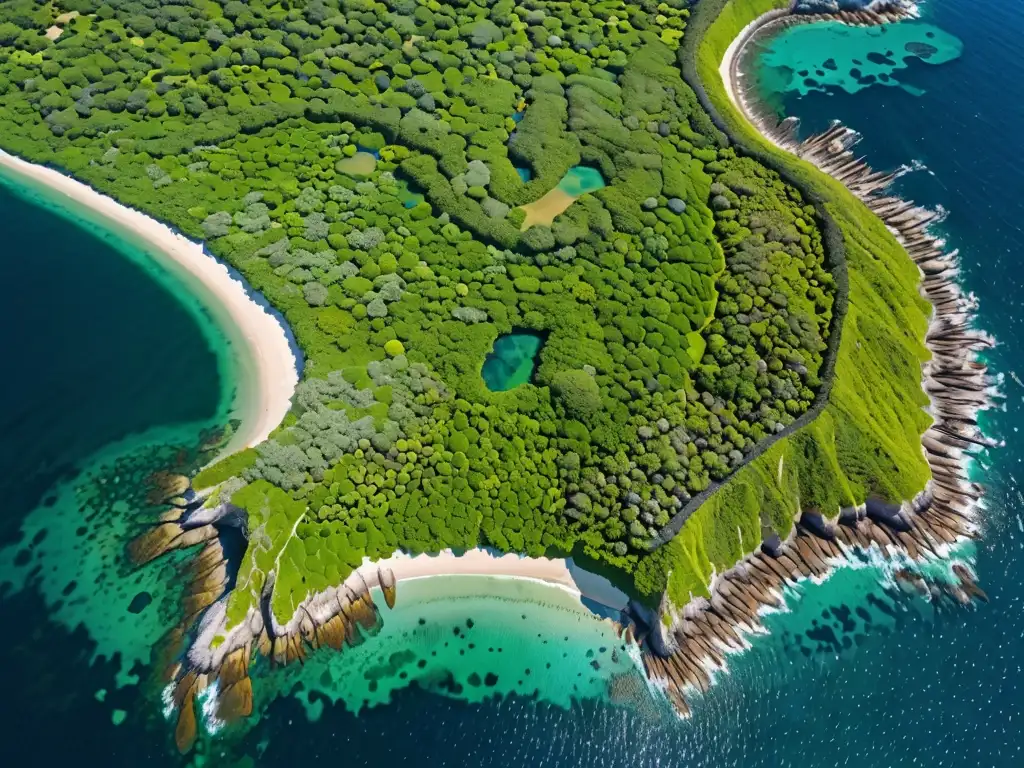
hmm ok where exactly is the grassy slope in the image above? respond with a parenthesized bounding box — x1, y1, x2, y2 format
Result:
(639, 0, 932, 605)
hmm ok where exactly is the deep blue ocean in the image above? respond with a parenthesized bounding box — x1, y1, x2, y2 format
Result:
(1, 0, 1022, 764)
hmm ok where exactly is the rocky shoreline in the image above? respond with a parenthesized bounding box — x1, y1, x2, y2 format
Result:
(132, 472, 630, 751)
(129, 473, 399, 752)
(126, 0, 992, 742)
(642, 4, 995, 717)
(793, 0, 919, 27)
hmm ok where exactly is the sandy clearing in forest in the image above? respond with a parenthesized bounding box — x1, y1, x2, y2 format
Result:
(0, 149, 299, 458)
(518, 187, 576, 230)
(336, 151, 378, 177)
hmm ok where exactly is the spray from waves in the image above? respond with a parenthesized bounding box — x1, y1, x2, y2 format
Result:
(891, 158, 932, 181)
(647, 533, 979, 717)
(198, 681, 225, 735)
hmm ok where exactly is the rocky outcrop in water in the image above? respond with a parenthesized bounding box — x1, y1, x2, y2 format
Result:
(129, 479, 401, 753)
(379, 566, 398, 609)
(895, 563, 988, 606)
(793, 0, 917, 25)
(645, 502, 986, 716)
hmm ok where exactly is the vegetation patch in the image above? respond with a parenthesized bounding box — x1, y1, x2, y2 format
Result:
(638, 0, 933, 606)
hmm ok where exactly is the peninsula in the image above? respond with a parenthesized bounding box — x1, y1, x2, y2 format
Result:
(0, 0, 988, 746)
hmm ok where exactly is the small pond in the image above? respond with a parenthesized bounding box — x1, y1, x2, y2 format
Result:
(481, 330, 546, 391)
(396, 178, 425, 209)
(556, 165, 605, 197)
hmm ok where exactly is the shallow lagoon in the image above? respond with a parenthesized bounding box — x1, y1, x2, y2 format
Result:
(246, 576, 644, 724)
(754, 20, 962, 98)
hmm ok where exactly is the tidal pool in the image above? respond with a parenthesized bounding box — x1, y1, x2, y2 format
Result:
(481, 330, 546, 391)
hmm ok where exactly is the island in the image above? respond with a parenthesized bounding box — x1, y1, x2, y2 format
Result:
(0, 0, 988, 748)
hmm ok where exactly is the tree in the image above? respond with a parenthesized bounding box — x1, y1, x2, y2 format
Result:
(551, 369, 602, 421)
(201, 211, 232, 239)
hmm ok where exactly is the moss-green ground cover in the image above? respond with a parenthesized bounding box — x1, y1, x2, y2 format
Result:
(637, 0, 933, 605)
(0, 0, 927, 624)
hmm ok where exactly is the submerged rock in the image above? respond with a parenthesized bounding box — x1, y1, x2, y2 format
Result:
(378, 567, 398, 609)
(146, 471, 190, 504)
(128, 522, 183, 565)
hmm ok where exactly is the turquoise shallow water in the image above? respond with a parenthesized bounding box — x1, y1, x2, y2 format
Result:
(556, 165, 607, 197)
(0, 167, 238, 757)
(0, 170, 231, 543)
(755, 20, 962, 97)
(3, 0, 1024, 764)
(481, 330, 546, 391)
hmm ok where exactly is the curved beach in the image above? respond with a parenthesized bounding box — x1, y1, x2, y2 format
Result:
(176, 540, 628, 673)
(0, 150, 298, 456)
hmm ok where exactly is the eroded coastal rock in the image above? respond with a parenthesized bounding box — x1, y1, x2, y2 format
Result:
(128, 500, 397, 754)
(793, 0, 918, 26)
(642, 3, 994, 718)
(644, 501, 986, 716)
(119, 0, 995, 740)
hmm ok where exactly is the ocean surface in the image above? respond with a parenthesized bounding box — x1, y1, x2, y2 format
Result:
(2, 0, 1023, 764)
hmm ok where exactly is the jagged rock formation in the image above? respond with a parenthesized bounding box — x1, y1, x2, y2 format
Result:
(154, 535, 389, 753)
(644, 6, 994, 717)
(643, 501, 984, 716)
(378, 566, 398, 610)
(129, 477, 403, 753)
(793, 0, 917, 25)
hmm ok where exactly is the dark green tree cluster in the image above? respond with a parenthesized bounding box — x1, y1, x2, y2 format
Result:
(0, 0, 836, 617)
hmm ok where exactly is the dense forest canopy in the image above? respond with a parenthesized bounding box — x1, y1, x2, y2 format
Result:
(0, 0, 839, 620)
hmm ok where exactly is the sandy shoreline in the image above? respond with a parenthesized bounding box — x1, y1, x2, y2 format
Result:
(367, 548, 581, 591)
(185, 543, 630, 676)
(352, 548, 629, 609)
(719, 8, 795, 126)
(0, 150, 298, 456)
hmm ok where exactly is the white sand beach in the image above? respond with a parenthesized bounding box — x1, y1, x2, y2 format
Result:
(0, 150, 298, 455)
(375, 548, 581, 591)
(354, 548, 630, 610)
